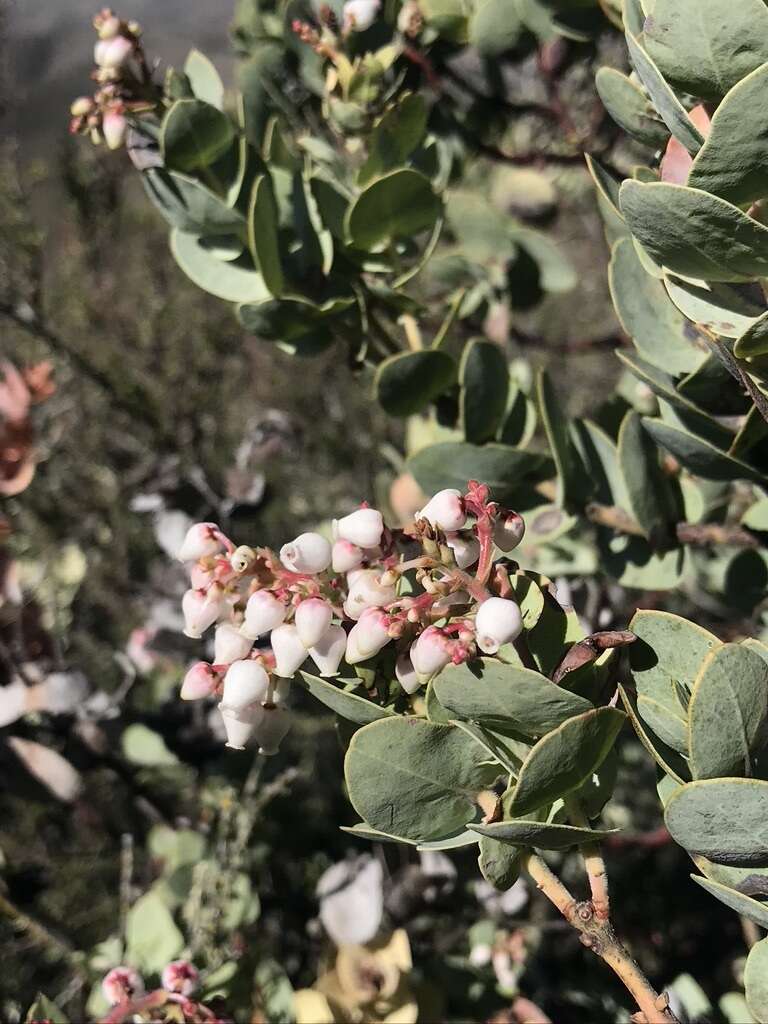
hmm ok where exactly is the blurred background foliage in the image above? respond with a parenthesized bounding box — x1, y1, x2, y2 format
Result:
(0, 0, 760, 1021)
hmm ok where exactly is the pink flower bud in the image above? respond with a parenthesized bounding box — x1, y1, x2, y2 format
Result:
(295, 597, 333, 648)
(242, 590, 287, 639)
(103, 110, 127, 149)
(98, 14, 122, 39)
(221, 659, 270, 710)
(343, 0, 381, 31)
(214, 623, 254, 665)
(343, 569, 396, 620)
(253, 705, 292, 755)
(94, 35, 134, 69)
(446, 532, 480, 569)
(70, 96, 95, 116)
(345, 609, 391, 663)
(189, 562, 214, 589)
(280, 532, 331, 574)
(162, 959, 199, 995)
(308, 624, 347, 677)
(270, 623, 308, 678)
(334, 507, 384, 548)
(102, 966, 145, 1006)
(411, 626, 451, 677)
(396, 652, 421, 694)
(178, 522, 221, 562)
(417, 489, 467, 532)
(219, 702, 262, 749)
(494, 512, 525, 553)
(181, 661, 218, 700)
(332, 538, 364, 573)
(182, 584, 225, 639)
(475, 597, 523, 654)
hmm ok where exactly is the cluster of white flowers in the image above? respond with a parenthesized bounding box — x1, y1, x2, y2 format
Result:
(176, 482, 526, 755)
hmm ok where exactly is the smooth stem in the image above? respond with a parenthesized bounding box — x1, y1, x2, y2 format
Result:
(566, 797, 610, 919)
(523, 853, 677, 1024)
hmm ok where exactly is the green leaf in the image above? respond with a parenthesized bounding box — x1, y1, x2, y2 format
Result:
(746, 937, 768, 1022)
(498, 383, 538, 447)
(692, 876, 768, 932)
(459, 339, 509, 444)
(620, 180, 768, 283)
(537, 369, 585, 507)
(478, 835, 522, 890)
(663, 276, 763, 340)
(526, 596, 585, 678)
(608, 237, 705, 374)
(618, 410, 674, 542)
(161, 99, 235, 173)
(125, 889, 184, 972)
(25, 995, 69, 1024)
(509, 707, 626, 817)
(665, 778, 768, 865)
(445, 191, 517, 264)
(141, 168, 245, 235)
(688, 64, 768, 206)
(375, 350, 457, 417)
(237, 296, 348, 356)
(619, 684, 691, 784)
(344, 718, 499, 843)
(300, 672, 395, 725)
(688, 643, 768, 779)
(358, 94, 428, 186)
(450, 719, 525, 777)
(170, 229, 269, 303)
(345, 169, 442, 251)
(642, 417, 768, 483)
(434, 658, 593, 736)
(122, 724, 180, 766)
(595, 67, 669, 148)
(183, 49, 224, 109)
(629, 609, 719, 752)
(469, 0, 524, 55)
(248, 175, 284, 297)
(625, 32, 703, 154)
(508, 573, 546, 630)
(644, 0, 768, 100)
(471, 819, 620, 849)
(510, 227, 577, 293)
(408, 442, 550, 505)
(735, 311, 768, 359)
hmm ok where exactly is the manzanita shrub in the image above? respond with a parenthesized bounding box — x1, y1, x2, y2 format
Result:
(25, 0, 768, 1020)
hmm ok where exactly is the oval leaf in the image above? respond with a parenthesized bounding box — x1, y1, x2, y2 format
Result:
(460, 339, 509, 444)
(472, 819, 620, 849)
(345, 169, 441, 251)
(408, 442, 550, 505)
(375, 350, 456, 417)
(665, 778, 768, 865)
(161, 98, 235, 173)
(170, 229, 269, 303)
(300, 672, 395, 725)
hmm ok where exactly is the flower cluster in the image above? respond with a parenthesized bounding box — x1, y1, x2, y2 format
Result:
(69, 8, 160, 150)
(100, 961, 223, 1023)
(176, 481, 526, 755)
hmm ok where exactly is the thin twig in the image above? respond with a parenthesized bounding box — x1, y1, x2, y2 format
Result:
(566, 797, 610, 919)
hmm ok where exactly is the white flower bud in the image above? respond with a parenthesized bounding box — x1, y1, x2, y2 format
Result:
(242, 590, 287, 639)
(253, 705, 292, 755)
(70, 96, 95, 117)
(396, 652, 421, 694)
(181, 661, 218, 700)
(475, 597, 523, 654)
(343, 0, 381, 31)
(446, 532, 480, 569)
(177, 522, 221, 562)
(345, 609, 391, 664)
(229, 544, 255, 573)
(332, 538, 364, 573)
(334, 508, 384, 548)
(94, 35, 134, 69)
(98, 15, 122, 39)
(295, 597, 333, 648)
(280, 532, 332, 574)
(219, 703, 262, 750)
(102, 967, 145, 1006)
(221, 659, 270, 710)
(411, 626, 451, 677)
(494, 512, 526, 552)
(270, 623, 308, 678)
(416, 489, 467, 532)
(308, 625, 348, 677)
(343, 569, 396, 620)
(182, 585, 225, 639)
(214, 623, 253, 665)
